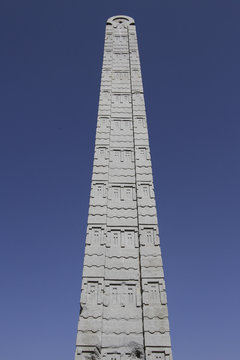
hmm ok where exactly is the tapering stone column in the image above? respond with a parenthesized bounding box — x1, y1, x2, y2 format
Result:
(75, 15, 173, 360)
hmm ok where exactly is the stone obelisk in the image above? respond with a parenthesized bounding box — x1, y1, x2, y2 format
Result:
(75, 15, 173, 360)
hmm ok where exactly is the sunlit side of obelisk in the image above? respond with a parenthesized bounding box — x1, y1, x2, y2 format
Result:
(74, 15, 173, 360)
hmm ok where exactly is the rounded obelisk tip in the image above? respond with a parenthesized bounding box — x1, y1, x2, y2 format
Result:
(106, 15, 135, 26)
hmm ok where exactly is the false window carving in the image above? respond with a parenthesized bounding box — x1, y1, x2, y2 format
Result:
(107, 229, 137, 248)
(101, 69, 111, 80)
(132, 70, 140, 79)
(148, 283, 161, 304)
(86, 226, 105, 246)
(112, 186, 121, 200)
(139, 147, 146, 160)
(98, 116, 109, 129)
(141, 227, 159, 246)
(112, 94, 131, 104)
(101, 91, 110, 103)
(130, 51, 138, 60)
(104, 51, 112, 60)
(98, 147, 107, 159)
(124, 150, 132, 162)
(105, 33, 112, 41)
(92, 229, 101, 245)
(133, 92, 144, 104)
(127, 286, 135, 304)
(125, 231, 135, 248)
(113, 150, 121, 162)
(135, 117, 146, 128)
(124, 187, 132, 200)
(112, 120, 132, 131)
(99, 118, 106, 128)
(77, 351, 96, 360)
(110, 285, 121, 305)
(113, 72, 129, 81)
(87, 282, 98, 304)
(129, 33, 136, 42)
(81, 280, 103, 306)
(142, 185, 150, 198)
(124, 120, 131, 129)
(152, 353, 165, 360)
(113, 52, 128, 61)
(113, 120, 121, 130)
(111, 231, 121, 247)
(95, 184, 104, 198)
(122, 94, 131, 104)
(105, 282, 141, 307)
(146, 229, 154, 245)
(107, 354, 121, 360)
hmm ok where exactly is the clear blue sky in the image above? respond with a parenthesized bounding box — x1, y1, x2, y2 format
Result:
(0, 1, 239, 359)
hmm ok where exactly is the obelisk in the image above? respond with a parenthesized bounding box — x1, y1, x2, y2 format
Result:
(74, 15, 173, 360)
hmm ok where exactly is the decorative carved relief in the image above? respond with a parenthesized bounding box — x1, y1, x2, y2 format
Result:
(112, 94, 131, 104)
(112, 71, 129, 81)
(130, 51, 138, 60)
(132, 70, 141, 79)
(112, 120, 132, 131)
(133, 92, 144, 104)
(76, 346, 102, 360)
(106, 229, 138, 248)
(140, 227, 160, 246)
(114, 35, 128, 44)
(142, 184, 150, 198)
(143, 280, 167, 306)
(124, 186, 133, 200)
(104, 51, 112, 60)
(109, 185, 136, 201)
(93, 228, 101, 245)
(112, 186, 121, 200)
(98, 116, 110, 129)
(104, 281, 141, 307)
(139, 147, 146, 160)
(134, 117, 146, 129)
(95, 184, 105, 198)
(137, 183, 154, 199)
(87, 282, 99, 304)
(113, 52, 128, 61)
(100, 91, 111, 104)
(96, 147, 108, 160)
(86, 226, 105, 246)
(113, 120, 121, 130)
(145, 229, 154, 246)
(110, 149, 133, 163)
(146, 348, 172, 360)
(107, 16, 135, 28)
(148, 283, 161, 304)
(124, 150, 132, 162)
(101, 70, 111, 81)
(125, 231, 135, 248)
(81, 280, 103, 306)
(107, 354, 121, 360)
(151, 353, 165, 360)
(113, 149, 121, 162)
(90, 183, 108, 201)
(111, 230, 121, 247)
(123, 120, 132, 129)
(110, 285, 121, 305)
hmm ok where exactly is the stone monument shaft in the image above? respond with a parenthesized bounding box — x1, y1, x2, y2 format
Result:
(75, 15, 173, 360)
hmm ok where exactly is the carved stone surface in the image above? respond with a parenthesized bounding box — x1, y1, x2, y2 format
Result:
(74, 15, 173, 360)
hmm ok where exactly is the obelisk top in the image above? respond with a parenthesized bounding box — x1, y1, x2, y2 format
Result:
(107, 15, 135, 26)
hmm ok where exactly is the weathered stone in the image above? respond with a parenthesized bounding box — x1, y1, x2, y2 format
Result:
(74, 15, 173, 360)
